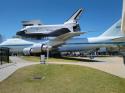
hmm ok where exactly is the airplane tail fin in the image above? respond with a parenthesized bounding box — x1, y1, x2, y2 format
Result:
(121, 0, 125, 35)
(65, 8, 83, 24)
(99, 20, 123, 37)
(99, 0, 125, 37)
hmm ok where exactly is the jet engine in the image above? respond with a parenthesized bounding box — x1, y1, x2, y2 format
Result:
(23, 47, 32, 55)
(23, 44, 52, 55)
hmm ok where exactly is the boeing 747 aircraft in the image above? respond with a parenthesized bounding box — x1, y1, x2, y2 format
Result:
(0, 8, 84, 55)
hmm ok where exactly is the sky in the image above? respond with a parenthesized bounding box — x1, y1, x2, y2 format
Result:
(0, 0, 123, 39)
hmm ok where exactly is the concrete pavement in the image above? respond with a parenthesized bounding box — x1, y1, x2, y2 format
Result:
(0, 56, 39, 82)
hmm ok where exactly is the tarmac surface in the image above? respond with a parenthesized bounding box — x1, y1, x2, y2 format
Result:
(0, 56, 125, 82)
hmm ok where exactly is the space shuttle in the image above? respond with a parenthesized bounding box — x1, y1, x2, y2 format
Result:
(0, 8, 84, 55)
(16, 8, 83, 38)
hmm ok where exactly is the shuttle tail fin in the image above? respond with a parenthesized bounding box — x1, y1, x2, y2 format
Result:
(65, 8, 83, 24)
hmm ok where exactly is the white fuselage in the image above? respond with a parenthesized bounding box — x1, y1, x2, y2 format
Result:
(20, 23, 77, 35)
(58, 36, 123, 52)
(0, 38, 44, 53)
(0, 35, 123, 53)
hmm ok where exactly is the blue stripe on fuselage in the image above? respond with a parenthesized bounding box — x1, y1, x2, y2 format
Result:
(64, 42, 125, 45)
(0, 44, 33, 49)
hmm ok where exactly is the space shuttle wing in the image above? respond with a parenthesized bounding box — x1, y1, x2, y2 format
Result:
(49, 32, 85, 47)
(48, 28, 71, 36)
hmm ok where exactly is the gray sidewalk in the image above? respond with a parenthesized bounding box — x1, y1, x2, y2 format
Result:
(0, 56, 39, 82)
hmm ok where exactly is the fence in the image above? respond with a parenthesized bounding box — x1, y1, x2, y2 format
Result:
(0, 47, 9, 65)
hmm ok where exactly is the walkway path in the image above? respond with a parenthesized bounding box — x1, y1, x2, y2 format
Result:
(0, 56, 39, 82)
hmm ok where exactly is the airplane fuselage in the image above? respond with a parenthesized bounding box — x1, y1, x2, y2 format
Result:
(59, 36, 124, 52)
(17, 22, 80, 37)
(0, 38, 45, 53)
(0, 36, 123, 54)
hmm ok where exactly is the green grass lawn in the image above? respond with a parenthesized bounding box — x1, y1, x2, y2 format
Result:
(22, 56, 83, 62)
(21, 56, 100, 62)
(0, 64, 125, 93)
(22, 56, 41, 62)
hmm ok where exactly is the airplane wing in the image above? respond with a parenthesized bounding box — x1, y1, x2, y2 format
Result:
(47, 28, 71, 36)
(23, 31, 85, 55)
(112, 37, 125, 42)
(48, 32, 85, 47)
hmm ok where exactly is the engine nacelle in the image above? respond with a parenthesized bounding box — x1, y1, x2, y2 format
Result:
(23, 47, 32, 55)
(30, 44, 42, 53)
(23, 44, 52, 55)
(31, 44, 52, 53)
(41, 44, 52, 51)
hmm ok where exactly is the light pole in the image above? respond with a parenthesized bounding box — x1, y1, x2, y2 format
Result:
(46, 39, 49, 63)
